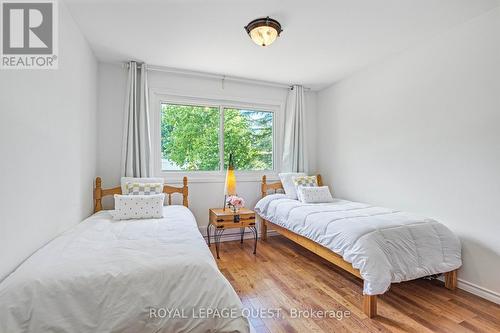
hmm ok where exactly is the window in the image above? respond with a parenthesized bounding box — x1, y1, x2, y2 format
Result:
(161, 103, 274, 172)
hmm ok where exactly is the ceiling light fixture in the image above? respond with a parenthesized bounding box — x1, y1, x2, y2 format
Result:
(244, 16, 282, 47)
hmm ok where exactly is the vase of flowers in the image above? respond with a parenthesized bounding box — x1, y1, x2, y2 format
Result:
(226, 195, 245, 213)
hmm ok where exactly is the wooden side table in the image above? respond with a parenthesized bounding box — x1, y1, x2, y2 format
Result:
(207, 208, 257, 259)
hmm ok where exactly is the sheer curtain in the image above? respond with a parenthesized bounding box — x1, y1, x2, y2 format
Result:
(282, 85, 308, 173)
(121, 61, 152, 177)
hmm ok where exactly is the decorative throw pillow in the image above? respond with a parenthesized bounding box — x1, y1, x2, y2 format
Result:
(297, 186, 334, 203)
(293, 175, 318, 202)
(112, 194, 165, 220)
(279, 172, 306, 199)
(120, 177, 164, 194)
(124, 182, 163, 195)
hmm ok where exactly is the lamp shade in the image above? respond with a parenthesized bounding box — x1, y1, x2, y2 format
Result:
(244, 17, 282, 47)
(224, 153, 237, 196)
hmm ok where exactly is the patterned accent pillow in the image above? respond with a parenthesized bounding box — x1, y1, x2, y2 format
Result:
(112, 194, 165, 220)
(120, 177, 164, 194)
(292, 176, 318, 201)
(124, 182, 163, 195)
(297, 186, 334, 203)
(293, 175, 318, 187)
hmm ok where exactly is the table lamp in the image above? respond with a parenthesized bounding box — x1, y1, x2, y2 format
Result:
(224, 153, 237, 210)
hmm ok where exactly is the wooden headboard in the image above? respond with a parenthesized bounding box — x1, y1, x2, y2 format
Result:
(93, 177, 189, 212)
(261, 174, 323, 198)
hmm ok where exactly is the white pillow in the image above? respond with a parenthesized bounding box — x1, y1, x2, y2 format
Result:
(112, 194, 165, 220)
(120, 177, 164, 194)
(279, 172, 306, 199)
(297, 186, 334, 203)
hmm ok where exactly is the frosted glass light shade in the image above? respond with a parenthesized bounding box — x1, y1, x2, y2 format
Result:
(249, 26, 279, 46)
(245, 17, 282, 47)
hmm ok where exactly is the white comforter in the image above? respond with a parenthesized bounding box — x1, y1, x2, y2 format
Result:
(0, 206, 249, 333)
(255, 194, 461, 295)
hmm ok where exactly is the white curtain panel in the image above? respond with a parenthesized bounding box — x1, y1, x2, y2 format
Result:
(121, 61, 152, 177)
(282, 85, 308, 173)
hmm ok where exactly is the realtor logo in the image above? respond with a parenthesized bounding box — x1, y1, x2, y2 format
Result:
(1, 0, 58, 69)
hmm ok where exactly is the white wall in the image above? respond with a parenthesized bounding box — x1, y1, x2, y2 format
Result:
(96, 63, 317, 236)
(0, 3, 97, 281)
(317, 7, 500, 301)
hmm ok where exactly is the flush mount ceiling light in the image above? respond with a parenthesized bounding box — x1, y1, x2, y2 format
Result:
(244, 16, 282, 47)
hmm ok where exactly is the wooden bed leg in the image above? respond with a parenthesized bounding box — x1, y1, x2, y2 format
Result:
(444, 270, 457, 290)
(261, 219, 268, 241)
(363, 295, 377, 318)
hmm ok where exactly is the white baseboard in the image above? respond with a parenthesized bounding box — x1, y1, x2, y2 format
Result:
(437, 275, 500, 304)
(456, 278, 500, 305)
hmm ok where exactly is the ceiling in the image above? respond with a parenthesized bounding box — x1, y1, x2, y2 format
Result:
(64, 0, 499, 90)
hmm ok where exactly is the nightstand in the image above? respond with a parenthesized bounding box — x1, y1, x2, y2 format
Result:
(207, 208, 257, 259)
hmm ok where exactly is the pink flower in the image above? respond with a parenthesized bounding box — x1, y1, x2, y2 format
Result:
(227, 195, 245, 209)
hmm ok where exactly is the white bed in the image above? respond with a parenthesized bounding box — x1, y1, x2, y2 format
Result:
(0, 205, 250, 333)
(255, 193, 462, 296)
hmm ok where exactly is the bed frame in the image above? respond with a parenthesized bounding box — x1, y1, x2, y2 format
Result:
(259, 175, 457, 318)
(93, 177, 189, 212)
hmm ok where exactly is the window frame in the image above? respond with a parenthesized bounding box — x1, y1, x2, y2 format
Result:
(150, 89, 283, 183)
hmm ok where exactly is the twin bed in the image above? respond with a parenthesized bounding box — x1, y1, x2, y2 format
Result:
(257, 175, 462, 318)
(0, 177, 250, 333)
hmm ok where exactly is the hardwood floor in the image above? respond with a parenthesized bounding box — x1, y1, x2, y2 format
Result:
(209, 236, 500, 333)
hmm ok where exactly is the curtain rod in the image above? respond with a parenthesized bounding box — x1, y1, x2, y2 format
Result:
(124, 62, 310, 91)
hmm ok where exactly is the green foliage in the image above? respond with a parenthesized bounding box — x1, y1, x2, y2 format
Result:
(161, 104, 219, 170)
(161, 104, 273, 171)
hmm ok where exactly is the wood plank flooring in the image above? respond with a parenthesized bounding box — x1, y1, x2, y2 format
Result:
(209, 236, 500, 333)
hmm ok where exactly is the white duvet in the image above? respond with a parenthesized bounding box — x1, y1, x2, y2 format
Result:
(255, 194, 461, 295)
(0, 206, 249, 333)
